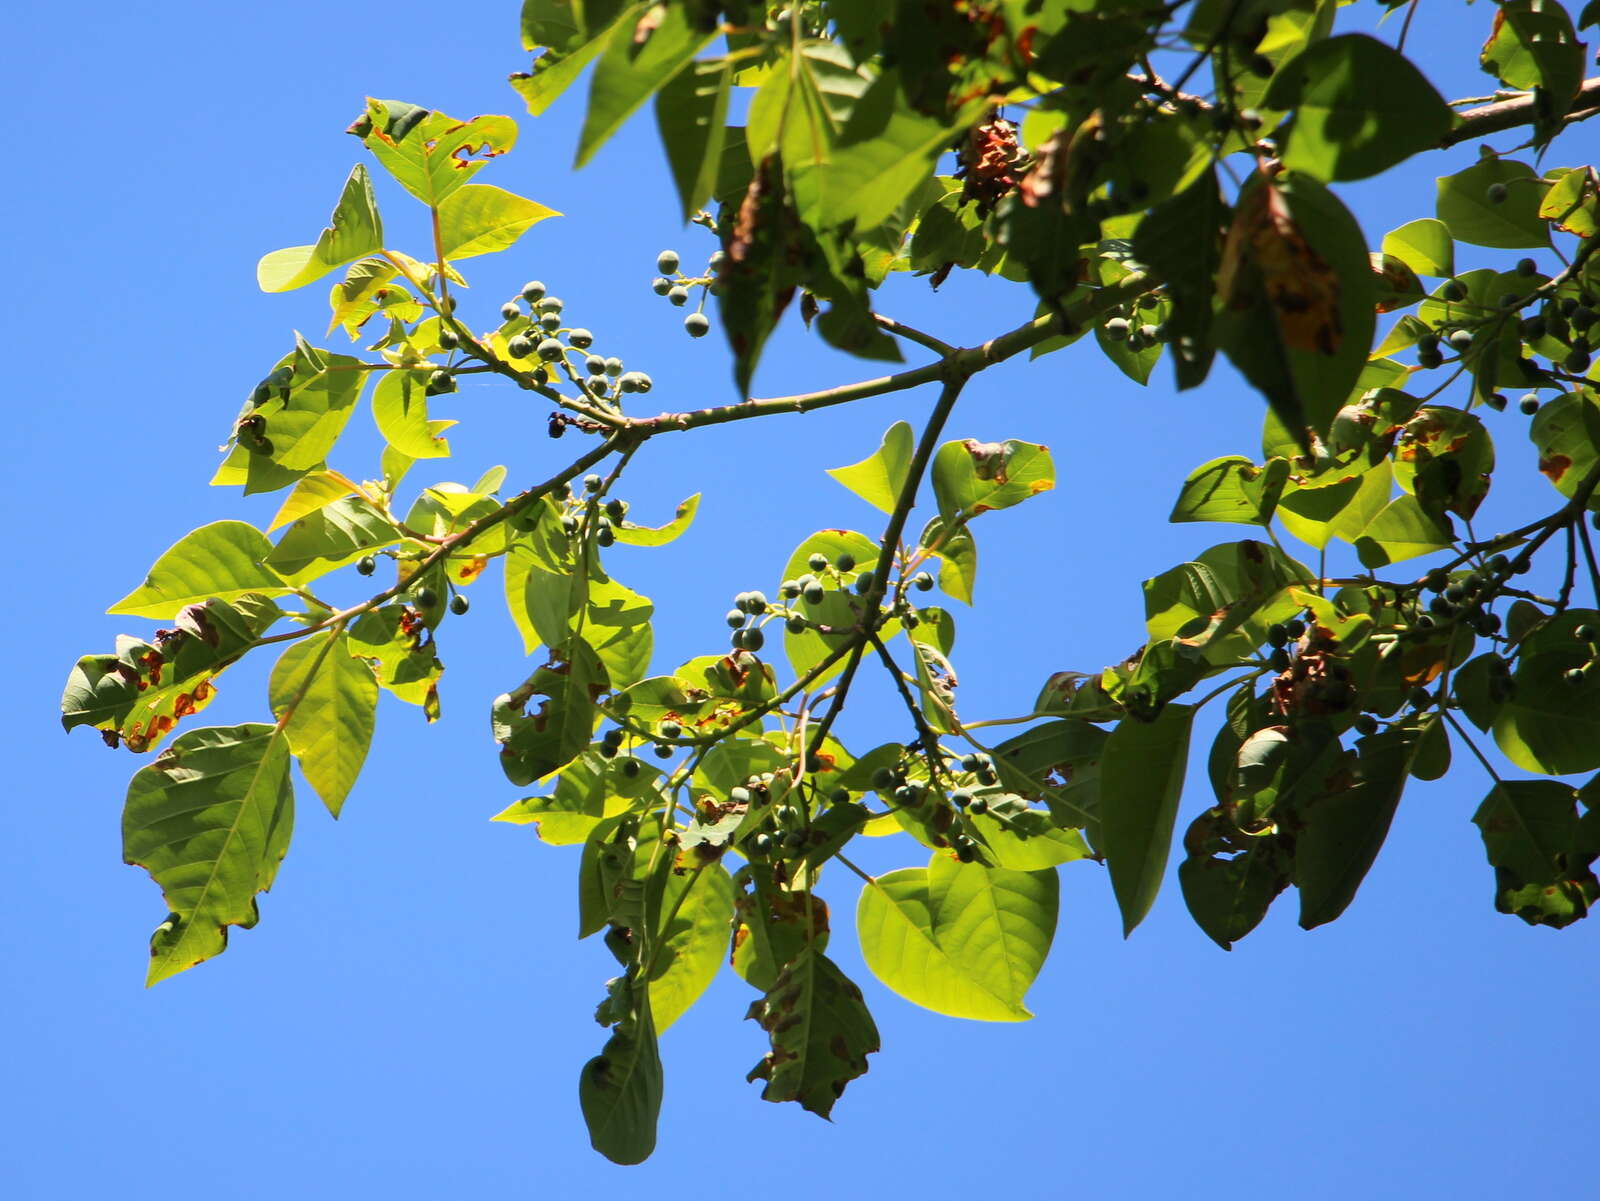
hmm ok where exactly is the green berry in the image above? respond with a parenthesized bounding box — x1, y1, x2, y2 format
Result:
(1417, 348, 1444, 370)
(1516, 257, 1538, 277)
(633, 372, 653, 393)
(802, 582, 825, 605)
(604, 357, 624, 377)
(605, 499, 626, 523)
(726, 608, 746, 628)
(357, 555, 376, 576)
(584, 473, 603, 492)
(537, 296, 564, 314)
(1447, 328, 1474, 352)
(1103, 317, 1131, 341)
(808, 553, 829, 572)
(1520, 316, 1546, 339)
(1267, 623, 1289, 648)
(667, 286, 690, 307)
(622, 759, 641, 778)
(449, 593, 470, 616)
(685, 312, 710, 338)
(1520, 394, 1540, 415)
(568, 328, 594, 349)
(831, 788, 850, 805)
(659, 720, 682, 739)
(585, 355, 606, 375)
(1486, 392, 1508, 411)
(1566, 348, 1592, 373)
(743, 591, 769, 614)
(780, 580, 801, 599)
(438, 328, 459, 350)
(500, 300, 522, 321)
(1284, 619, 1306, 639)
(870, 767, 897, 790)
(1565, 666, 1588, 684)
(834, 552, 857, 572)
(912, 571, 934, 592)
(539, 311, 562, 332)
(1486, 182, 1508, 204)
(603, 727, 624, 747)
(414, 586, 438, 609)
(651, 277, 672, 296)
(1425, 568, 1450, 592)
(1440, 280, 1466, 302)
(429, 369, 455, 393)
(597, 526, 615, 548)
(751, 833, 773, 856)
(537, 337, 564, 361)
(1353, 714, 1378, 736)
(1270, 647, 1292, 671)
(950, 789, 973, 808)
(561, 514, 580, 536)
(507, 334, 534, 359)
(1575, 624, 1597, 642)
(657, 250, 680, 275)
(653, 743, 673, 759)
(520, 281, 546, 302)
(785, 614, 806, 634)
(1409, 686, 1433, 710)
(854, 571, 875, 595)
(967, 797, 989, 816)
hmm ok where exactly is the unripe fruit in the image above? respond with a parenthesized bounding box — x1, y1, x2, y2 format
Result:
(507, 334, 534, 359)
(1104, 317, 1131, 340)
(539, 311, 562, 331)
(1516, 258, 1537, 276)
(967, 797, 989, 816)
(912, 571, 934, 592)
(744, 591, 769, 614)
(685, 312, 710, 337)
(1425, 568, 1450, 592)
(622, 759, 641, 778)
(605, 498, 626, 522)
(785, 614, 806, 634)
(501, 300, 522, 321)
(604, 357, 624, 377)
(854, 571, 875, 595)
(1572, 306, 1597, 331)
(752, 833, 773, 856)
(521, 281, 546, 302)
(780, 579, 801, 598)
(950, 789, 973, 808)
(449, 593, 470, 616)
(657, 250, 680, 275)
(585, 355, 606, 374)
(429, 368, 455, 392)
(1576, 624, 1597, 642)
(651, 277, 672, 296)
(1565, 666, 1587, 684)
(1486, 392, 1508, 411)
(1519, 316, 1545, 339)
(870, 767, 897, 790)
(1409, 686, 1433, 709)
(834, 552, 856, 571)
(537, 337, 565, 361)
(803, 582, 825, 605)
(603, 727, 624, 747)
(584, 473, 603, 492)
(1447, 328, 1473, 351)
(1486, 182, 1508, 204)
(1353, 714, 1378, 736)
(438, 328, 459, 350)
(1521, 394, 1540, 415)
(1284, 618, 1306, 639)
(414, 586, 438, 609)
(537, 296, 564, 314)
(357, 555, 376, 576)
(726, 608, 746, 628)
(597, 526, 615, 547)
(667, 286, 690, 306)
(568, 328, 594, 348)
(1566, 348, 1593, 373)
(659, 720, 682, 739)
(1267, 623, 1289, 648)
(1440, 280, 1466, 302)
(1417, 347, 1444, 369)
(808, 553, 829, 572)
(653, 743, 673, 759)
(561, 515, 580, 536)
(1270, 647, 1292, 671)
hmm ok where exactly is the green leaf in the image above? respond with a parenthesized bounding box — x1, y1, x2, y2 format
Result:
(577, 6, 716, 167)
(746, 947, 879, 1119)
(1264, 34, 1453, 182)
(648, 863, 734, 1032)
(123, 724, 295, 985)
(256, 164, 384, 292)
(930, 438, 1054, 527)
(352, 99, 518, 208)
(1178, 809, 1293, 950)
(372, 369, 453, 460)
(817, 69, 971, 231)
(494, 641, 607, 788)
(855, 853, 1058, 1021)
(268, 630, 378, 817)
(513, 1, 637, 116)
(1494, 609, 1600, 775)
(828, 421, 913, 514)
(1381, 217, 1454, 277)
(1277, 458, 1394, 551)
(1295, 726, 1415, 929)
(1101, 703, 1195, 935)
(1353, 493, 1455, 568)
(268, 471, 357, 532)
(436, 183, 559, 260)
(655, 58, 732, 221)
(61, 596, 282, 751)
(918, 516, 977, 605)
(492, 749, 662, 845)
(612, 493, 700, 546)
(1473, 779, 1598, 928)
(1481, 0, 1586, 140)
(213, 347, 371, 494)
(347, 604, 443, 714)
(1528, 390, 1600, 505)
(1132, 168, 1224, 389)
(1436, 158, 1550, 249)
(580, 977, 662, 1165)
(109, 521, 292, 619)
(582, 575, 654, 690)
(1170, 456, 1290, 525)
(264, 497, 404, 583)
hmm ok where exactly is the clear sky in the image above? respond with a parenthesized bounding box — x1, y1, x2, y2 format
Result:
(10, 3, 1596, 1199)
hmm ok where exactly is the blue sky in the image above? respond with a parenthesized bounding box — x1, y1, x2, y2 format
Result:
(10, 3, 1596, 1198)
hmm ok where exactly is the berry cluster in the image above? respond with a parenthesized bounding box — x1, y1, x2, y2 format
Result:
(650, 248, 718, 338)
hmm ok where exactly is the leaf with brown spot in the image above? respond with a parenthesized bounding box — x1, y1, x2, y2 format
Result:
(745, 946, 878, 1119)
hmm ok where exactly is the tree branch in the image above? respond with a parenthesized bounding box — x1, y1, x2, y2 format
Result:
(1440, 77, 1600, 147)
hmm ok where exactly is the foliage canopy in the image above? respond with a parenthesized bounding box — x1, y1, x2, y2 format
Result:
(63, 0, 1600, 1163)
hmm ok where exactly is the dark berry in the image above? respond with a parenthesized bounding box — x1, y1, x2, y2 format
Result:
(507, 334, 534, 359)
(726, 608, 746, 628)
(1104, 317, 1131, 340)
(1520, 394, 1540, 415)
(414, 586, 438, 609)
(786, 614, 806, 634)
(438, 328, 459, 350)
(429, 369, 455, 393)
(1440, 280, 1466, 302)
(357, 555, 376, 576)
(657, 250, 680, 275)
(1485, 182, 1508, 204)
(667, 286, 689, 307)
(537, 337, 564, 361)
(568, 328, 594, 349)
(500, 300, 522, 321)
(1447, 328, 1474, 352)
(449, 593, 470, 616)
(808, 553, 829, 572)
(912, 571, 935, 592)
(684, 313, 710, 338)
(520, 281, 546, 302)
(1353, 714, 1378, 736)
